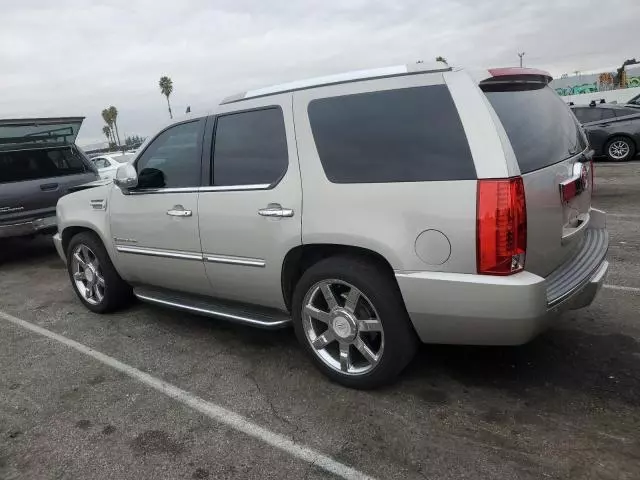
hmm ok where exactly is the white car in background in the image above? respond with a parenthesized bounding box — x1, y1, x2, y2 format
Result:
(90, 153, 135, 180)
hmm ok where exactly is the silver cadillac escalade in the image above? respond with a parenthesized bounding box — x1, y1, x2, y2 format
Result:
(54, 63, 609, 388)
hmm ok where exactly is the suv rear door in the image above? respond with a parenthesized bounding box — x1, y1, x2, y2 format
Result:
(481, 73, 591, 277)
(0, 118, 96, 226)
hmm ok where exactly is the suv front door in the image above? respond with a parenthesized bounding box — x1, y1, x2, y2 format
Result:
(109, 119, 211, 295)
(198, 99, 302, 310)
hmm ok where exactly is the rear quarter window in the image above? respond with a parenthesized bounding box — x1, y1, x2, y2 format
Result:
(483, 84, 586, 174)
(307, 85, 476, 183)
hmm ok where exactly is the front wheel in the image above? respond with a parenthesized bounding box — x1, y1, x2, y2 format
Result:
(605, 136, 635, 162)
(67, 231, 132, 313)
(292, 256, 418, 389)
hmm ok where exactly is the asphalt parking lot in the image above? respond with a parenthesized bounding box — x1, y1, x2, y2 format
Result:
(1, 162, 640, 480)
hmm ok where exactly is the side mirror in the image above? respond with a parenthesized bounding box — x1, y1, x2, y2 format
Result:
(113, 163, 138, 192)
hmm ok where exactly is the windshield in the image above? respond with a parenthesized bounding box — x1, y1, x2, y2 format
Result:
(482, 83, 587, 173)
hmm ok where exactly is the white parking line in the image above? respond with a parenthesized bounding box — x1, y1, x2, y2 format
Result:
(604, 284, 640, 293)
(0, 310, 374, 480)
(607, 213, 640, 218)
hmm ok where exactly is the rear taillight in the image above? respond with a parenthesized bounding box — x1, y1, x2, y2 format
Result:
(590, 160, 595, 191)
(477, 177, 527, 275)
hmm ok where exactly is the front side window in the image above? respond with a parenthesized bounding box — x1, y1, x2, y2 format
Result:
(212, 108, 288, 187)
(307, 86, 476, 183)
(136, 121, 202, 189)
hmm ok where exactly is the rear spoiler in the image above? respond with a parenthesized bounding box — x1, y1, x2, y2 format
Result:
(481, 67, 553, 85)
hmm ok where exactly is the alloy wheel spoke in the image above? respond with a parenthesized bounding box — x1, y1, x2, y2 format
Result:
(358, 319, 383, 332)
(85, 287, 92, 299)
(93, 285, 103, 302)
(73, 271, 85, 281)
(354, 337, 378, 365)
(73, 252, 87, 268)
(80, 245, 92, 263)
(320, 284, 338, 310)
(96, 274, 105, 287)
(339, 343, 351, 372)
(312, 331, 335, 350)
(304, 304, 332, 324)
(344, 287, 360, 313)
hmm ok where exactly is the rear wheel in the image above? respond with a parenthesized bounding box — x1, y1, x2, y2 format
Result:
(292, 256, 418, 389)
(605, 136, 635, 162)
(67, 232, 132, 313)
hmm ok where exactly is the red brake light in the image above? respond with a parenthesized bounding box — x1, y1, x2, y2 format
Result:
(590, 160, 595, 192)
(477, 177, 527, 275)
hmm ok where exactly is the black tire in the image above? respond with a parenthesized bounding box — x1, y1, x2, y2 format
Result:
(66, 231, 132, 313)
(604, 136, 636, 162)
(291, 255, 418, 389)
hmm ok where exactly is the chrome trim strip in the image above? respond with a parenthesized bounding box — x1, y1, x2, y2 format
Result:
(126, 184, 271, 195)
(116, 245, 203, 261)
(204, 254, 265, 268)
(199, 184, 270, 192)
(134, 292, 291, 328)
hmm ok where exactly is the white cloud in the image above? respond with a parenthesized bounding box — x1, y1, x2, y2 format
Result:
(1, 0, 638, 145)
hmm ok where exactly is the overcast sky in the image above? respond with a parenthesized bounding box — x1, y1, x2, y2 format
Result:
(1, 0, 638, 145)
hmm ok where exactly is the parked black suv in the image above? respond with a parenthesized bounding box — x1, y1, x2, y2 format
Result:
(0, 117, 98, 239)
(571, 105, 640, 161)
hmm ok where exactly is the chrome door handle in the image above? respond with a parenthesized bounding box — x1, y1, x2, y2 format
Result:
(258, 204, 294, 218)
(167, 205, 192, 217)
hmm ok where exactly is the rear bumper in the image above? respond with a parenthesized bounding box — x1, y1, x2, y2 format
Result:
(0, 215, 57, 239)
(396, 212, 609, 346)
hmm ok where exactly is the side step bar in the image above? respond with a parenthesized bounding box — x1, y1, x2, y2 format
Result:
(133, 287, 291, 330)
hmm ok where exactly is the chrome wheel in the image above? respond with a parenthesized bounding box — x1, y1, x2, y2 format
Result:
(609, 140, 630, 160)
(70, 244, 105, 305)
(302, 280, 384, 376)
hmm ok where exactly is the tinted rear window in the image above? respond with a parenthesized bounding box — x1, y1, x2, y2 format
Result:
(0, 148, 87, 184)
(308, 85, 476, 183)
(483, 84, 586, 173)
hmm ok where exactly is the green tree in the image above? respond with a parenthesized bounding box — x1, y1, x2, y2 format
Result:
(108, 106, 121, 147)
(102, 125, 112, 144)
(436, 56, 448, 65)
(101, 108, 115, 147)
(159, 76, 174, 119)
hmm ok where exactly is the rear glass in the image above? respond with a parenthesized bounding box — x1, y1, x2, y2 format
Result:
(0, 148, 87, 184)
(308, 85, 476, 183)
(483, 84, 587, 173)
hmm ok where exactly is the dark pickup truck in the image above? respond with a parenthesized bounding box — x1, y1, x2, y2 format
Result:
(0, 117, 98, 239)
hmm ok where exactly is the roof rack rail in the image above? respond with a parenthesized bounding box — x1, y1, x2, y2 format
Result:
(220, 62, 452, 105)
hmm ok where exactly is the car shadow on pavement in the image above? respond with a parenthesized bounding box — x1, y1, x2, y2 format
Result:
(0, 236, 58, 267)
(401, 327, 640, 407)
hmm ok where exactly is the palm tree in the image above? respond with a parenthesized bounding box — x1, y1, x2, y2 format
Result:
(101, 108, 115, 147)
(159, 76, 173, 119)
(436, 56, 448, 66)
(108, 106, 121, 147)
(102, 125, 112, 145)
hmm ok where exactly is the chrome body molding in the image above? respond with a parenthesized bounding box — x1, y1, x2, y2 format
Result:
(116, 244, 266, 267)
(115, 245, 202, 261)
(204, 254, 265, 268)
(126, 184, 271, 195)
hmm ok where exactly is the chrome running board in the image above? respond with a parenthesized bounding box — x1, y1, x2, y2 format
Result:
(133, 287, 291, 330)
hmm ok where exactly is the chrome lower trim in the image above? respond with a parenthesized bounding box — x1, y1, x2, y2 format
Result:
(134, 292, 291, 329)
(204, 254, 265, 268)
(199, 184, 270, 192)
(116, 245, 203, 261)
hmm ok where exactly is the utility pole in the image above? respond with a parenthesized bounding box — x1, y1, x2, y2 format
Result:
(517, 52, 525, 68)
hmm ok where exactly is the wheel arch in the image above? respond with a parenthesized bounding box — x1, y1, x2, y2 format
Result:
(281, 243, 399, 313)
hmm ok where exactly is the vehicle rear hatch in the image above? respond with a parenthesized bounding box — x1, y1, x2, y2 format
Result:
(0, 117, 97, 225)
(480, 69, 592, 277)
